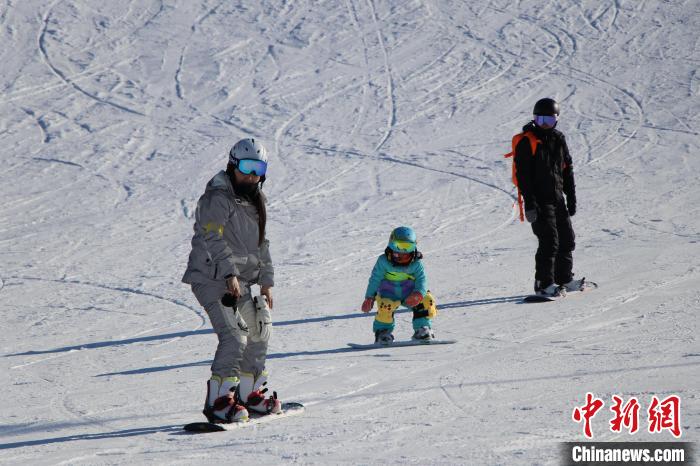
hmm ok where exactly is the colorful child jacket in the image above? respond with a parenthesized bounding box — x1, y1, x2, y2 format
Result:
(364, 254, 427, 301)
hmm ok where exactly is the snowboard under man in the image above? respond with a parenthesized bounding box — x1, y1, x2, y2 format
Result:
(361, 226, 438, 344)
(182, 138, 281, 423)
(514, 98, 583, 297)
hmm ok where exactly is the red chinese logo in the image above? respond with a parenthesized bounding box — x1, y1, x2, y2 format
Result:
(572, 393, 682, 438)
(610, 395, 640, 434)
(572, 392, 605, 438)
(648, 395, 681, 438)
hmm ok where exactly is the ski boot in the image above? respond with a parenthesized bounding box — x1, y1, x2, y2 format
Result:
(203, 376, 249, 423)
(561, 276, 586, 292)
(534, 281, 565, 298)
(238, 371, 282, 415)
(374, 328, 394, 345)
(411, 326, 435, 341)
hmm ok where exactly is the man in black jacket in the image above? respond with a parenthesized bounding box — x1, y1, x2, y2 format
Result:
(514, 98, 581, 297)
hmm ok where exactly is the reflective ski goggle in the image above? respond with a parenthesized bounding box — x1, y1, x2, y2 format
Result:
(390, 240, 416, 253)
(235, 158, 267, 176)
(534, 115, 557, 128)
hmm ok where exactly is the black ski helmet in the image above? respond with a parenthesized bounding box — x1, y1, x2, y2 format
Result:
(533, 98, 560, 116)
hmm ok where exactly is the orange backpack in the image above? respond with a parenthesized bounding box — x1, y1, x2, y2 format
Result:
(504, 131, 540, 222)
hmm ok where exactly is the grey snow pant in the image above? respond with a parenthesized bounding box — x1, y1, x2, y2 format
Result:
(191, 282, 268, 379)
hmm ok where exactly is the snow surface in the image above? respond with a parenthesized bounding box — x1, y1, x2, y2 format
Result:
(1, 0, 698, 464)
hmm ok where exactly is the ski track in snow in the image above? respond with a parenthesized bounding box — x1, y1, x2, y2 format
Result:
(1, 0, 698, 464)
(37, 1, 146, 117)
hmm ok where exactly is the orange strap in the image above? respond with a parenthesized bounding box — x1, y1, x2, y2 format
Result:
(504, 132, 539, 222)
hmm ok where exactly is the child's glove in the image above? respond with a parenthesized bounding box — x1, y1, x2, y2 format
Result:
(405, 291, 423, 307)
(361, 298, 374, 313)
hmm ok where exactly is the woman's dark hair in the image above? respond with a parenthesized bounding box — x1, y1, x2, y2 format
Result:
(227, 164, 266, 246)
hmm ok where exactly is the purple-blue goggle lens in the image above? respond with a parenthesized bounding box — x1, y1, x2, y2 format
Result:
(534, 115, 557, 128)
(236, 158, 267, 176)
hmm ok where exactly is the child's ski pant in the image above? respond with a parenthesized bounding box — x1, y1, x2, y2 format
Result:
(373, 290, 438, 332)
(191, 282, 268, 380)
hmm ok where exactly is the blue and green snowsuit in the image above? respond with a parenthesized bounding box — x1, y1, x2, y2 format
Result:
(364, 254, 436, 333)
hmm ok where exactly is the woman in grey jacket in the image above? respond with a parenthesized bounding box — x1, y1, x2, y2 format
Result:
(182, 138, 280, 423)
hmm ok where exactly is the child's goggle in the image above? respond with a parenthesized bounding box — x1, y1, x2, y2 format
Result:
(534, 115, 557, 128)
(235, 158, 267, 176)
(390, 240, 416, 252)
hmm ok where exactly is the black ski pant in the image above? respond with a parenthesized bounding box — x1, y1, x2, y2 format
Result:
(531, 200, 575, 288)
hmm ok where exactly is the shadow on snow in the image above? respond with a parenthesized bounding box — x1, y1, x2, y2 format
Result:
(0, 425, 183, 450)
(5, 295, 525, 358)
(95, 345, 375, 377)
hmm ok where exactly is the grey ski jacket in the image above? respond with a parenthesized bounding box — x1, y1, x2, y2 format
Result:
(182, 171, 274, 290)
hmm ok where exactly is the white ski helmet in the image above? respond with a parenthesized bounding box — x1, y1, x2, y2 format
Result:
(229, 138, 268, 165)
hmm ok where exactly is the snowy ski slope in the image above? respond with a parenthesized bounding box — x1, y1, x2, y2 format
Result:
(1, 0, 698, 464)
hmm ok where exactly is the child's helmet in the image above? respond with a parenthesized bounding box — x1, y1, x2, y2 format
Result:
(387, 226, 417, 253)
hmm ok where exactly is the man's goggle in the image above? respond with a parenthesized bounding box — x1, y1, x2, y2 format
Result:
(235, 158, 267, 176)
(534, 115, 557, 128)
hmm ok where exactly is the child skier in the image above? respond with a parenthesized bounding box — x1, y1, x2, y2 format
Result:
(361, 226, 438, 344)
(513, 98, 583, 297)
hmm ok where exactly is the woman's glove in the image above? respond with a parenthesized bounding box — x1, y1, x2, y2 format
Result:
(253, 295, 272, 342)
(220, 293, 249, 336)
(361, 298, 374, 313)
